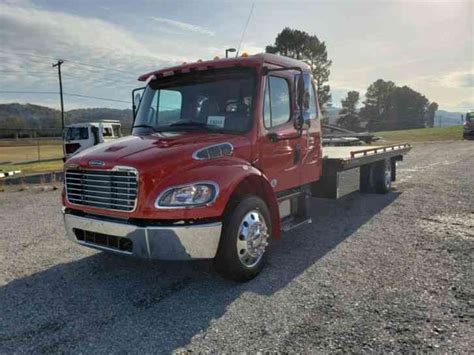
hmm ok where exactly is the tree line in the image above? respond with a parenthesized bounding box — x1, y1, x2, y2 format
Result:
(265, 27, 438, 132)
(337, 81, 438, 132)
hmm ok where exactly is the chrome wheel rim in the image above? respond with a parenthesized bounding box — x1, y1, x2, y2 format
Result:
(236, 210, 269, 268)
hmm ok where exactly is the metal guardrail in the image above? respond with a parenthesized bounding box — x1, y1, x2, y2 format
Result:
(350, 143, 411, 158)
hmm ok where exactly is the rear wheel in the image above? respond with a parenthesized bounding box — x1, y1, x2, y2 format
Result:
(214, 196, 271, 282)
(360, 165, 374, 193)
(373, 159, 392, 194)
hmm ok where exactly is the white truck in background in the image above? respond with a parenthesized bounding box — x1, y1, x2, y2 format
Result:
(63, 121, 123, 159)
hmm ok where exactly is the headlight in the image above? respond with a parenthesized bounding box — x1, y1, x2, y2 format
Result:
(155, 182, 219, 208)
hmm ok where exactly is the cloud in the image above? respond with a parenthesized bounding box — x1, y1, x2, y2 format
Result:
(0, 3, 185, 108)
(455, 100, 474, 110)
(405, 70, 474, 91)
(1, 0, 33, 5)
(149, 17, 214, 36)
(237, 42, 263, 55)
(441, 71, 474, 88)
(0, 3, 182, 63)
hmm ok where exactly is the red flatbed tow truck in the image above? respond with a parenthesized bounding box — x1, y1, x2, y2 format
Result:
(62, 53, 411, 281)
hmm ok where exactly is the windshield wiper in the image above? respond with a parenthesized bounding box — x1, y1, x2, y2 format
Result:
(168, 121, 209, 129)
(132, 124, 158, 132)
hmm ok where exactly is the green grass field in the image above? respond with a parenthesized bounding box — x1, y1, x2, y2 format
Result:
(0, 144, 63, 164)
(377, 125, 464, 143)
(0, 140, 63, 174)
(0, 159, 63, 175)
(0, 139, 62, 147)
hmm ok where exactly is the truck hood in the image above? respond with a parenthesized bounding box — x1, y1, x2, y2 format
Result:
(66, 132, 252, 175)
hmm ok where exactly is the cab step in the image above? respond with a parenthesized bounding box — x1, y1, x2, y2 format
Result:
(281, 216, 312, 232)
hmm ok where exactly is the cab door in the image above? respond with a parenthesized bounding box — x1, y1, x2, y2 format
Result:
(300, 76, 323, 184)
(257, 74, 303, 193)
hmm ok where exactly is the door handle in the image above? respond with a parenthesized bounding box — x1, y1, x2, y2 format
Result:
(294, 144, 301, 164)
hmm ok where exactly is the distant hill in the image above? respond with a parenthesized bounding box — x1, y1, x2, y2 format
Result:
(0, 103, 133, 132)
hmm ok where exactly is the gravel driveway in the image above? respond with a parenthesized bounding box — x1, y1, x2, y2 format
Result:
(0, 141, 472, 353)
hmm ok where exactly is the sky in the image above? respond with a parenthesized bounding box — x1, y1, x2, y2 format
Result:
(0, 0, 472, 112)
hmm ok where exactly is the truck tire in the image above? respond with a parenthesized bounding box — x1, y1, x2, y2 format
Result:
(214, 196, 271, 282)
(373, 159, 392, 194)
(360, 165, 374, 193)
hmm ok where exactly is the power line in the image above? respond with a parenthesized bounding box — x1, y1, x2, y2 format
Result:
(0, 55, 137, 80)
(0, 90, 57, 94)
(63, 59, 136, 76)
(65, 93, 129, 104)
(0, 50, 138, 78)
(0, 50, 58, 61)
(0, 71, 136, 89)
(0, 90, 129, 104)
(0, 69, 136, 87)
(61, 73, 135, 86)
(0, 70, 56, 75)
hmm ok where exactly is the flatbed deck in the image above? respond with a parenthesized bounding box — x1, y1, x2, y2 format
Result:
(322, 143, 411, 171)
(312, 143, 412, 199)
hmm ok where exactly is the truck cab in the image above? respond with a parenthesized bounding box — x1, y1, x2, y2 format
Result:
(62, 54, 410, 281)
(64, 121, 123, 159)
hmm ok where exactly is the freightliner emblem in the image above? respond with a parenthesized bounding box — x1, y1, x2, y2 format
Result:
(88, 160, 105, 167)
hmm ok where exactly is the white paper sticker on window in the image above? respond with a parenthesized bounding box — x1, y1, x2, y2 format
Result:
(207, 116, 225, 128)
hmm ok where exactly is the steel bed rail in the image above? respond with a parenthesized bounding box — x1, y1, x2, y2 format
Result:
(350, 143, 411, 158)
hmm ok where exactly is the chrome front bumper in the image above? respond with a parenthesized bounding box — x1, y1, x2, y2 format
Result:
(63, 213, 222, 260)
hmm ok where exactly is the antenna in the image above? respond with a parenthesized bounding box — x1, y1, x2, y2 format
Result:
(236, 2, 255, 57)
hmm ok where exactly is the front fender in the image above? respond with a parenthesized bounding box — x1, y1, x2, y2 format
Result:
(223, 173, 281, 239)
(140, 159, 280, 238)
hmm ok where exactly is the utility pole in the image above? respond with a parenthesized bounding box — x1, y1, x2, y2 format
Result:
(52, 60, 65, 131)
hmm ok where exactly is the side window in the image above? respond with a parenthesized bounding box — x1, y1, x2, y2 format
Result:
(157, 89, 182, 123)
(263, 76, 291, 128)
(102, 127, 113, 138)
(263, 80, 272, 127)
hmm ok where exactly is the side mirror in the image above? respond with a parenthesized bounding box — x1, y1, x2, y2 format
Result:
(134, 93, 141, 107)
(133, 93, 141, 117)
(296, 74, 311, 130)
(297, 74, 305, 110)
(132, 87, 145, 120)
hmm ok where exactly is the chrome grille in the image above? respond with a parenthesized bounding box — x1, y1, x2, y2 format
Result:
(65, 168, 138, 212)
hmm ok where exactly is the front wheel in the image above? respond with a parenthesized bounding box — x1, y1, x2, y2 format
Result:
(214, 196, 271, 282)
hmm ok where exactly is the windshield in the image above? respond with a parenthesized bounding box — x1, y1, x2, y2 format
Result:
(65, 127, 89, 140)
(466, 113, 473, 122)
(133, 68, 256, 135)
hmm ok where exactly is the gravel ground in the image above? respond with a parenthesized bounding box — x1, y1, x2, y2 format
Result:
(0, 141, 472, 353)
